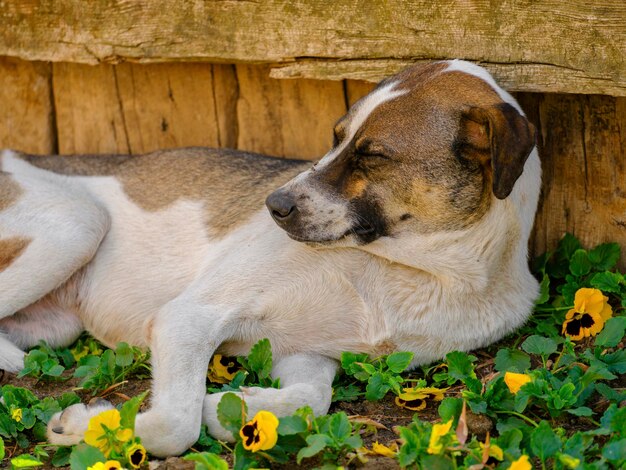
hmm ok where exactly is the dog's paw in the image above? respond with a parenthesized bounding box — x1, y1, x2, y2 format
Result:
(47, 398, 114, 446)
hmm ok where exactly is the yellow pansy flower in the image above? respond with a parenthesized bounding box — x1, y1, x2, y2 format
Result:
(504, 372, 532, 395)
(126, 442, 147, 468)
(562, 288, 612, 340)
(11, 408, 22, 423)
(427, 419, 456, 454)
(239, 410, 279, 452)
(480, 441, 504, 461)
(372, 441, 397, 457)
(207, 354, 240, 384)
(87, 461, 122, 470)
(395, 386, 448, 411)
(509, 454, 532, 470)
(84, 409, 133, 456)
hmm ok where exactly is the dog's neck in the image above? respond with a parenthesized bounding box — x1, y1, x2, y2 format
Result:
(360, 196, 530, 294)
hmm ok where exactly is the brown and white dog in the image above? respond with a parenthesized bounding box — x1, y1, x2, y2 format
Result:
(0, 60, 540, 456)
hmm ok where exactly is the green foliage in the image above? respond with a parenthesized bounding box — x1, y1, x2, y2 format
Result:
(339, 351, 413, 400)
(74, 342, 151, 395)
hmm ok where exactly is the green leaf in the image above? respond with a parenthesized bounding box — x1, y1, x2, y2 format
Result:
(68, 443, 106, 470)
(530, 421, 561, 460)
(438, 397, 463, 423)
(385, 351, 413, 373)
(297, 434, 332, 464)
(567, 407, 593, 417)
(494, 349, 531, 373)
(51, 446, 72, 467)
(114, 342, 134, 367)
(328, 412, 351, 440)
(183, 452, 229, 470)
(590, 271, 623, 293)
(521, 335, 558, 357)
(420, 454, 455, 470)
(217, 393, 246, 436)
(10, 454, 43, 468)
(120, 390, 148, 431)
(247, 338, 273, 379)
(558, 234, 582, 260)
(365, 372, 390, 401)
(569, 249, 591, 276)
(595, 317, 626, 348)
(331, 384, 362, 402)
(536, 274, 550, 305)
(588, 243, 621, 271)
(278, 415, 308, 435)
(444, 351, 477, 382)
(0, 437, 4, 461)
(602, 438, 626, 462)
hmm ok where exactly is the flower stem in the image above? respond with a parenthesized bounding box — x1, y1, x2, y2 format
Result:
(493, 410, 539, 427)
(534, 305, 573, 312)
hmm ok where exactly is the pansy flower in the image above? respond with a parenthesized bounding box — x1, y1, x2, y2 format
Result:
(509, 454, 532, 470)
(84, 409, 133, 457)
(504, 372, 532, 394)
(11, 407, 22, 423)
(562, 288, 612, 340)
(207, 354, 241, 384)
(427, 419, 457, 454)
(239, 410, 279, 452)
(87, 461, 122, 470)
(395, 386, 448, 411)
(125, 442, 147, 468)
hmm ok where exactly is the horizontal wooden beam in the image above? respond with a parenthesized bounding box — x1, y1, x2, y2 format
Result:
(269, 59, 626, 96)
(1, 1, 625, 96)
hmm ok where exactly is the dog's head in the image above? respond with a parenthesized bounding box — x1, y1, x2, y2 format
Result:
(266, 60, 536, 247)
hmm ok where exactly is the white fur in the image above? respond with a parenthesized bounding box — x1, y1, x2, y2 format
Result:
(0, 61, 541, 456)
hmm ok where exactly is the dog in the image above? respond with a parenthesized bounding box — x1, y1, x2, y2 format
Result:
(0, 60, 540, 456)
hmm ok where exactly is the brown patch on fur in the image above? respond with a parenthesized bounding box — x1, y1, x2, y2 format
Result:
(343, 175, 368, 199)
(0, 172, 23, 212)
(20, 148, 310, 238)
(370, 339, 397, 356)
(0, 237, 30, 272)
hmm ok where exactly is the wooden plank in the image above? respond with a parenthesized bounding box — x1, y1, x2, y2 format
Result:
(114, 63, 220, 153)
(53, 62, 129, 154)
(270, 59, 626, 97)
(518, 93, 626, 268)
(53, 62, 234, 155)
(236, 65, 346, 159)
(1, 1, 625, 96)
(0, 57, 54, 154)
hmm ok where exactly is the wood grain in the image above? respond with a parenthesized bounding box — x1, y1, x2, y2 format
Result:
(236, 65, 346, 159)
(1, 1, 625, 95)
(53, 63, 129, 154)
(0, 57, 54, 154)
(53, 63, 235, 155)
(518, 93, 626, 268)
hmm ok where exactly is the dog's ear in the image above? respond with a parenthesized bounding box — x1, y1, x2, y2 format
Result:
(458, 103, 536, 199)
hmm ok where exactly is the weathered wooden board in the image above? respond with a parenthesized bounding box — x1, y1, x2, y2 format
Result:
(0, 57, 54, 154)
(518, 93, 626, 268)
(53, 62, 129, 154)
(53, 63, 236, 155)
(1, 1, 625, 96)
(236, 65, 346, 159)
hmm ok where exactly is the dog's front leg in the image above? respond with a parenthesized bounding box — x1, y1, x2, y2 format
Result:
(203, 353, 338, 441)
(48, 297, 232, 457)
(134, 296, 237, 456)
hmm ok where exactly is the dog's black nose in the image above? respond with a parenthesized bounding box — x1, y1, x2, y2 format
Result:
(266, 190, 298, 225)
